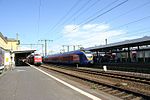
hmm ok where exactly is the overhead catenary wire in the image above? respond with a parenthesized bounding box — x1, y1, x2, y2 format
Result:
(45, 0, 93, 35)
(71, 0, 128, 31)
(46, 0, 121, 40)
(113, 26, 150, 37)
(45, 0, 81, 34)
(79, 0, 120, 25)
(81, 0, 150, 32)
(74, 30, 150, 47)
(66, 0, 101, 24)
(37, 0, 42, 37)
(47, 1, 150, 53)
(124, 30, 150, 37)
(70, 15, 150, 46)
(80, 29, 150, 44)
(59, 0, 93, 25)
(45, 0, 98, 39)
(59, 5, 150, 49)
(53, 0, 129, 42)
(73, 0, 150, 38)
(69, 2, 150, 45)
(106, 0, 150, 23)
(80, 0, 128, 26)
(55, 0, 120, 33)
(74, 0, 102, 19)
(114, 15, 150, 29)
(49, 0, 93, 35)
(114, 30, 150, 39)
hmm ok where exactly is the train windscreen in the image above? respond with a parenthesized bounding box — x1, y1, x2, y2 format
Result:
(83, 51, 93, 61)
(35, 56, 42, 58)
(84, 50, 92, 54)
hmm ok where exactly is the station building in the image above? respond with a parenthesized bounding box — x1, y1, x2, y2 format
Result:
(0, 32, 19, 70)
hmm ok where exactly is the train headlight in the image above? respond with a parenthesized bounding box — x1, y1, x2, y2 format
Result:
(87, 56, 93, 61)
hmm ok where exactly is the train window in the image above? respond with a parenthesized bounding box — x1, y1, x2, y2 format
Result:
(35, 56, 41, 58)
(86, 55, 93, 58)
(84, 51, 92, 54)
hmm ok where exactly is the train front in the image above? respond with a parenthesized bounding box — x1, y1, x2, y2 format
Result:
(82, 50, 93, 64)
(34, 54, 42, 66)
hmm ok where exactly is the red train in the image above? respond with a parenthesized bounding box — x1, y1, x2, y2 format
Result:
(26, 54, 42, 66)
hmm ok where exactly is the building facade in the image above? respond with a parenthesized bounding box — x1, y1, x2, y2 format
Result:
(0, 32, 19, 70)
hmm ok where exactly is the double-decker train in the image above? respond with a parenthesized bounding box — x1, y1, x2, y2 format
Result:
(43, 50, 93, 65)
(26, 53, 42, 66)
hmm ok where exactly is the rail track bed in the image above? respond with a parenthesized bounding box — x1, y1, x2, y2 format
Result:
(75, 67, 150, 85)
(40, 64, 150, 100)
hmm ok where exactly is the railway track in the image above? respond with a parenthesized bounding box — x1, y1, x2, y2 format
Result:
(45, 64, 150, 85)
(40, 64, 150, 100)
(70, 67, 150, 85)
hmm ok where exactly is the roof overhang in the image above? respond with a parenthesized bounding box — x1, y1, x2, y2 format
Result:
(13, 50, 36, 54)
(86, 36, 150, 51)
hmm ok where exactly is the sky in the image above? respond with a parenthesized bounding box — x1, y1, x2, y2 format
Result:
(0, 0, 150, 55)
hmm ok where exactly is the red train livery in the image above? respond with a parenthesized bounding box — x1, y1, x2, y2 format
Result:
(26, 54, 42, 66)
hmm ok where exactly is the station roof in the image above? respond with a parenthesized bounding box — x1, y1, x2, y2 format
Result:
(86, 36, 150, 51)
(13, 50, 36, 54)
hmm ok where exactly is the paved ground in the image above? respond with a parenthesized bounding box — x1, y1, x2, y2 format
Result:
(0, 66, 93, 100)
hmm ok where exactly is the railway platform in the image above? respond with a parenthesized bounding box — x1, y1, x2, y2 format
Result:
(0, 66, 120, 100)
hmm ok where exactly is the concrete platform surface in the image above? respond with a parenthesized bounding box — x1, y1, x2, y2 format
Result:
(0, 66, 94, 100)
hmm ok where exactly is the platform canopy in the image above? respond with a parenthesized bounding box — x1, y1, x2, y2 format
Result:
(85, 36, 150, 51)
(13, 50, 36, 54)
(13, 50, 36, 66)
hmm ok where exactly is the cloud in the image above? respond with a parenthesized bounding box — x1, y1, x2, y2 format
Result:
(62, 23, 126, 49)
(48, 44, 62, 54)
(46, 23, 126, 54)
(63, 25, 79, 33)
(82, 24, 109, 32)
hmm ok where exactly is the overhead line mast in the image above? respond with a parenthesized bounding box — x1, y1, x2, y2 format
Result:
(38, 40, 53, 56)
